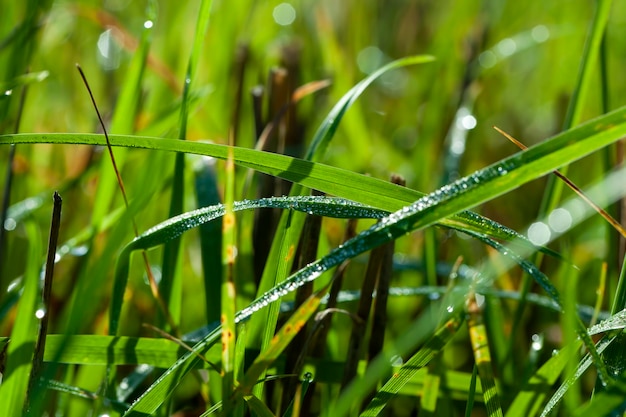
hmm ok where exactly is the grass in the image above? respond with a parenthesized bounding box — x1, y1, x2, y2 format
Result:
(2, 1, 626, 416)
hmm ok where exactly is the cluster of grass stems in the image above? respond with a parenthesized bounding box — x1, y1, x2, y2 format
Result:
(2, 1, 626, 416)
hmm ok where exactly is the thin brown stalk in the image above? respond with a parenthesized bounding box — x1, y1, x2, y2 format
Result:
(76, 65, 178, 333)
(494, 125, 626, 239)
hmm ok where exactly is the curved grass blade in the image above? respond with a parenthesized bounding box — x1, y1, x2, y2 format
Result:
(504, 340, 581, 417)
(0, 130, 608, 256)
(360, 312, 464, 416)
(111, 196, 386, 334)
(305, 55, 434, 163)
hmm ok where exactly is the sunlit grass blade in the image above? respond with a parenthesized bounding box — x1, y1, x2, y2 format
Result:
(43, 334, 205, 367)
(0, 220, 41, 416)
(539, 336, 616, 417)
(505, 340, 581, 417)
(466, 293, 502, 417)
(494, 125, 626, 239)
(360, 313, 464, 416)
(0, 128, 613, 254)
(221, 144, 237, 416)
(251, 212, 298, 400)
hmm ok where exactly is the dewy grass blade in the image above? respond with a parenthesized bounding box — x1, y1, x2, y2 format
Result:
(0, 132, 600, 257)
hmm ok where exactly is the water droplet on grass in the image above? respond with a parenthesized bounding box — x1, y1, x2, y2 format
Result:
(3, 218, 16, 231)
(531, 333, 543, 351)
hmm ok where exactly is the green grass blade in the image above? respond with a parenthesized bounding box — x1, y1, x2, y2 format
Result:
(44, 379, 130, 413)
(539, 336, 615, 417)
(360, 313, 464, 416)
(0, 131, 602, 251)
(250, 213, 296, 400)
(466, 295, 503, 417)
(505, 340, 581, 417)
(43, 335, 202, 367)
(221, 146, 237, 416)
(194, 158, 223, 324)
(304, 55, 435, 163)
(0, 220, 41, 416)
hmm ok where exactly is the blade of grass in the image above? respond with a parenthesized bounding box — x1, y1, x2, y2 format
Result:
(221, 143, 237, 416)
(466, 293, 503, 417)
(494, 126, 626, 239)
(0, 220, 41, 416)
(360, 312, 464, 417)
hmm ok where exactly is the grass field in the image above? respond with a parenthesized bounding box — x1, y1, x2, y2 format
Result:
(2, 1, 626, 416)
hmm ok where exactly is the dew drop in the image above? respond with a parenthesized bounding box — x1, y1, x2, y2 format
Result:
(4, 218, 16, 231)
(7, 278, 20, 293)
(390, 355, 403, 367)
(428, 293, 440, 301)
(35, 308, 46, 319)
